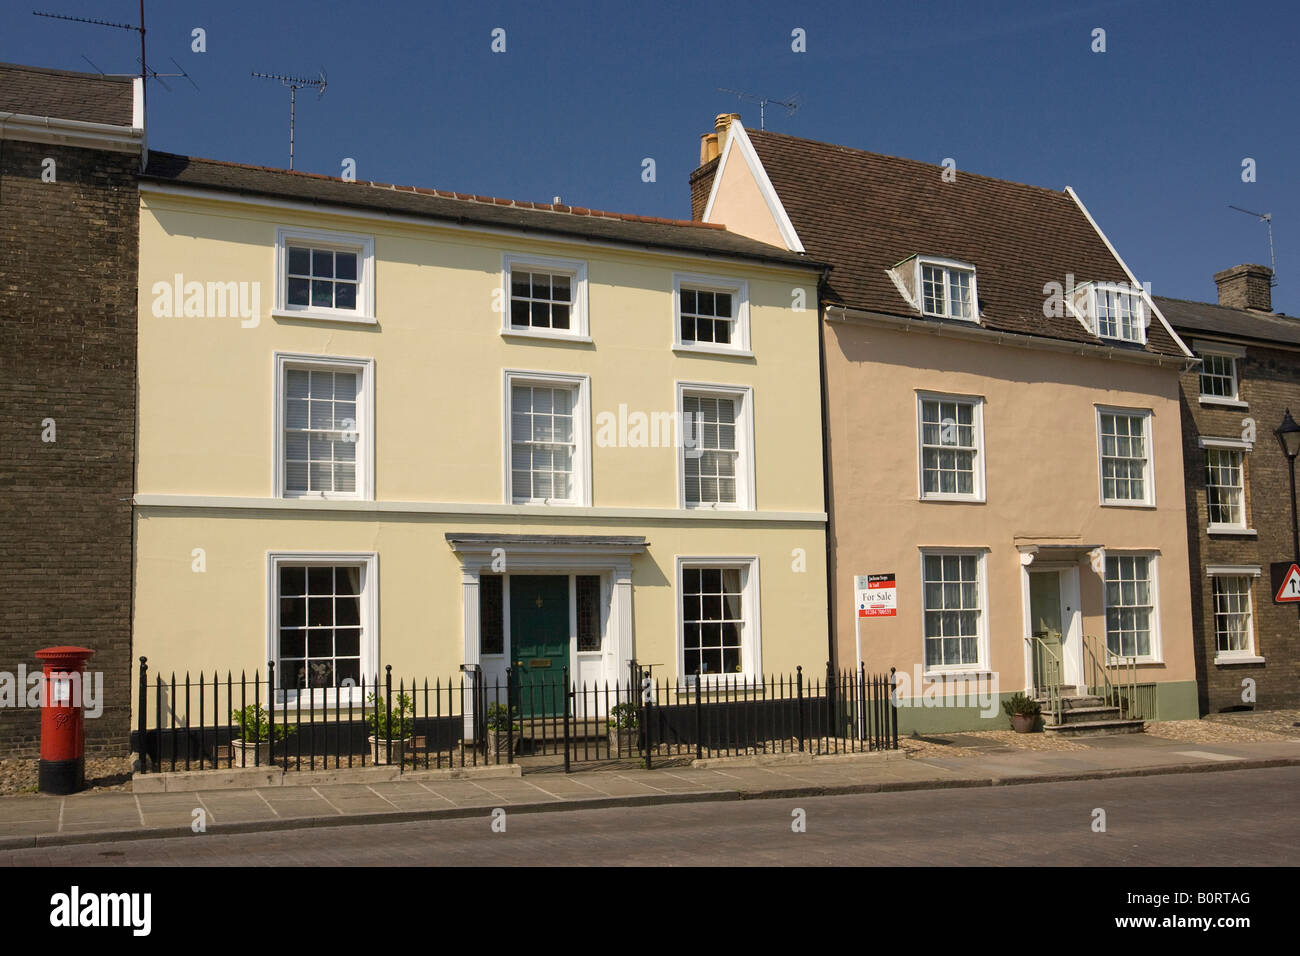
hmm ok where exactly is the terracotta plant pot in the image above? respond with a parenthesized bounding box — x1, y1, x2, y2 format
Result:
(1010, 713, 1038, 734)
(486, 729, 513, 758)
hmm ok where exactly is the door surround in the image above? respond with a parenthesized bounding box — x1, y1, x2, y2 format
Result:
(1019, 557, 1083, 693)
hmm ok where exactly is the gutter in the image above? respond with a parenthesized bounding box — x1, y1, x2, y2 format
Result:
(0, 110, 143, 155)
(136, 178, 829, 274)
(825, 304, 1199, 372)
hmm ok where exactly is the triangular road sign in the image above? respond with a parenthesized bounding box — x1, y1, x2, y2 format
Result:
(1276, 563, 1300, 603)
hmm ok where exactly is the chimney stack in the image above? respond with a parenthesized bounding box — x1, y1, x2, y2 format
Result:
(700, 113, 741, 165)
(1214, 263, 1273, 312)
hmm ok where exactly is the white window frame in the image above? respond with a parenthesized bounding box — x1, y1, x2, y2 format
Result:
(501, 253, 590, 341)
(675, 381, 756, 511)
(502, 369, 592, 506)
(1207, 567, 1263, 664)
(675, 556, 762, 684)
(1074, 281, 1147, 344)
(1193, 341, 1247, 408)
(273, 352, 375, 501)
(274, 226, 375, 324)
(266, 551, 379, 708)
(1199, 438, 1251, 533)
(919, 548, 990, 677)
(915, 391, 986, 502)
(1101, 551, 1162, 664)
(672, 272, 752, 355)
(914, 256, 978, 322)
(1096, 406, 1155, 508)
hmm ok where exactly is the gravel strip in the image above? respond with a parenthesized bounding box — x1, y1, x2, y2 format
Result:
(0, 755, 134, 796)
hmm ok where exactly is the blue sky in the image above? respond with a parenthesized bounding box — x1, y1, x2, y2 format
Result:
(5, 0, 1297, 313)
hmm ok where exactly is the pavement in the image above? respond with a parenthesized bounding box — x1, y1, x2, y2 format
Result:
(2, 734, 1298, 852)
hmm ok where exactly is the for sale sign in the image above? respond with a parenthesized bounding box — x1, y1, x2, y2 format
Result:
(855, 573, 897, 618)
(1271, 562, 1300, 604)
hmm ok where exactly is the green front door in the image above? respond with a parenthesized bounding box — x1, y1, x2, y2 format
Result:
(1029, 571, 1064, 690)
(510, 575, 570, 717)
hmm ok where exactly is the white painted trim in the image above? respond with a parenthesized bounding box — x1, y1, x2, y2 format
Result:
(140, 182, 818, 276)
(272, 352, 375, 502)
(501, 252, 590, 339)
(824, 304, 1194, 369)
(701, 120, 805, 253)
(1022, 563, 1083, 690)
(132, 78, 145, 130)
(133, 493, 824, 523)
(913, 256, 980, 323)
(1095, 405, 1155, 508)
(672, 272, 751, 352)
(1207, 565, 1263, 578)
(915, 390, 986, 502)
(918, 547, 990, 675)
(674, 555, 763, 682)
(1074, 280, 1148, 345)
(1199, 436, 1253, 451)
(675, 381, 757, 511)
(1099, 550, 1163, 664)
(274, 226, 376, 322)
(1065, 186, 1194, 359)
(1207, 571, 1260, 661)
(0, 109, 143, 153)
(502, 369, 593, 507)
(266, 550, 379, 707)
(1199, 396, 1249, 410)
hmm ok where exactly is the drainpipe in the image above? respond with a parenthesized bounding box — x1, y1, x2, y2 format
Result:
(815, 266, 837, 671)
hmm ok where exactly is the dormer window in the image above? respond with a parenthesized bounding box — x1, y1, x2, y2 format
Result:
(1074, 282, 1146, 345)
(919, 259, 976, 320)
(890, 256, 978, 322)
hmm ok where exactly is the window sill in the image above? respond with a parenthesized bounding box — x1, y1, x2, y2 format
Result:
(683, 503, 751, 512)
(922, 669, 993, 680)
(1198, 396, 1248, 409)
(273, 308, 377, 326)
(1215, 654, 1265, 666)
(918, 494, 985, 504)
(672, 344, 754, 359)
(281, 493, 371, 503)
(919, 311, 979, 324)
(511, 499, 587, 507)
(1100, 501, 1156, 509)
(1208, 526, 1257, 537)
(502, 329, 592, 344)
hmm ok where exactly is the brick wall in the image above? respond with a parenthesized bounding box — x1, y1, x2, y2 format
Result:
(0, 138, 138, 755)
(1179, 338, 1300, 714)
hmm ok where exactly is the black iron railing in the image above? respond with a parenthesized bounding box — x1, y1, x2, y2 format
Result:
(133, 658, 898, 774)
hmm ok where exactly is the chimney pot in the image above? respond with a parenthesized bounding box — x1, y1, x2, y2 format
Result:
(1213, 263, 1273, 312)
(715, 112, 740, 135)
(699, 132, 720, 165)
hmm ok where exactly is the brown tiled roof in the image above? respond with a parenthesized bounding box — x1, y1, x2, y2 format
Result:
(1155, 296, 1300, 347)
(0, 62, 134, 126)
(713, 129, 1185, 357)
(140, 151, 820, 270)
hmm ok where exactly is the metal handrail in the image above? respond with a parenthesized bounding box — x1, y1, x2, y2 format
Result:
(1081, 634, 1140, 719)
(1026, 636, 1064, 726)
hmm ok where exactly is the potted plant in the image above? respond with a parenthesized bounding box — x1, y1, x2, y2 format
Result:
(484, 702, 518, 759)
(366, 692, 415, 764)
(608, 702, 640, 754)
(230, 704, 295, 767)
(1002, 693, 1042, 733)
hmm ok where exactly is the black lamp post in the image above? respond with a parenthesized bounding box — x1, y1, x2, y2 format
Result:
(1278, 409, 1300, 568)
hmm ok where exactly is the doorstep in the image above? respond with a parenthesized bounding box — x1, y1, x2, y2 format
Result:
(131, 762, 521, 793)
(689, 749, 905, 770)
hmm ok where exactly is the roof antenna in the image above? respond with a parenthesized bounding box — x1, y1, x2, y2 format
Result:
(716, 88, 800, 131)
(34, 5, 193, 105)
(251, 70, 328, 172)
(1228, 205, 1279, 288)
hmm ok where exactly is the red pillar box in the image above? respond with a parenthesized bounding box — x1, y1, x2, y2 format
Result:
(35, 646, 95, 795)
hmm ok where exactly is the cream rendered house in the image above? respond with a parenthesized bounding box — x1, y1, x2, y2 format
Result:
(692, 116, 1201, 732)
(131, 152, 827, 715)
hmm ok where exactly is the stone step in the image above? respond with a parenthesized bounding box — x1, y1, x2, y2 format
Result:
(1035, 695, 1106, 710)
(1043, 705, 1122, 726)
(1044, 719, 1145, 738)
